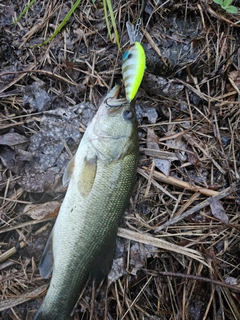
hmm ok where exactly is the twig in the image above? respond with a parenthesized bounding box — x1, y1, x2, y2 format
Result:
(142, 27, 167, 66)
(0, 64, 36, 94)
(0, 69, 77, 88)
(117, 228, 209, 267)
(138, 167, 177, 200)
(0, 242, 27, 263)
(0, 285, 48, 311)
(0, 217, 54, 234)
(155, 182, 238, 232)
(140, 167, 219, 197)
(158, 271, 240, 293)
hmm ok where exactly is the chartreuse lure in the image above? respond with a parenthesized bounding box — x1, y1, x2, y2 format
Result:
(122, 42, 146, 101)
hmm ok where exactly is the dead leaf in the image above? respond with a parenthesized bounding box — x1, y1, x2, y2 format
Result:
(165, 130, 187, 162)
(143, 73, 184, 97)
(0, 132, 28, 148)
(228, 70, 240, 95)
(108, 237, 127, 283)
(0, 132, 29, 169)
(0, 145, 15, 168)
(23, 201, 61, 220)
(154, 158, 171, 176)
(108, 257, 126, 283)
(143, 107, 158, 124)
(130, 242, 156, 276)
(136, 104, 158, 124)
(147, 128, 171, 175)
(224, 276, 238, 285)
(23, 81, 51, 112)
(186, 146, 201, 166)
(147, 128, 159, 150)
(208, 197, 229, 224)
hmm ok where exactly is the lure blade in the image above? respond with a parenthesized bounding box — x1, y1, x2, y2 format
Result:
(122, 42, 146, 101)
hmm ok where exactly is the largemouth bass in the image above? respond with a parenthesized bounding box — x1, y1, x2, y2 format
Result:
(34, 85, 139, 320)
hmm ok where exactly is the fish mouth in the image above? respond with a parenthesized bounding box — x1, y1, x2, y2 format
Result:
(110, 84, 121, 99)
(104, 85, 128, 107)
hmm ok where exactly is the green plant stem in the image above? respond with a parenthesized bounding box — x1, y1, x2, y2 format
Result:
(39, 0, 82, 46)
(14, 0, 36, 24)
(103, 0, 112, 42)
(105, 0, 120, 50)
(14, 0, 121, 48)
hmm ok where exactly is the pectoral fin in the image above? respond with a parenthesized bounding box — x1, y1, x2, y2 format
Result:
(78, 156, 97, 197)
(39, 230, 54, 279)
(62, 156, 75, 186)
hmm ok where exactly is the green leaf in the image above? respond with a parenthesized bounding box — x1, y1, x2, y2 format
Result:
(223, 0, 233, 7)
(226, 5, 238, 13)
(213, 0, 223, 5)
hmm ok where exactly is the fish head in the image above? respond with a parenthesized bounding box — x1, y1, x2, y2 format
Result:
(90, 85, 138, 161)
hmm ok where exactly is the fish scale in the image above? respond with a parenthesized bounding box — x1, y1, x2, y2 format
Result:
(34, 86, 138, 319)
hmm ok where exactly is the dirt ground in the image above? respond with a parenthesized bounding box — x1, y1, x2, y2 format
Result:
(0, 0, 240, 319)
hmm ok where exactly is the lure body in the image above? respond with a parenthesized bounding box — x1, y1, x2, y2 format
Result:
(122, 42, 146, 101)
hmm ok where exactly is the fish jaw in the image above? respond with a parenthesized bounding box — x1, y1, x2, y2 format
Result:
(104, 84, 121, 100)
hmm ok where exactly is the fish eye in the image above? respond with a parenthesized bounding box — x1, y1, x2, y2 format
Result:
(123, 110, 133, 121)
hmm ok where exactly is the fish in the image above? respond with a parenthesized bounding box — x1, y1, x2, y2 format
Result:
(34, 85, 139, 320)
(122, 41, 146, 101)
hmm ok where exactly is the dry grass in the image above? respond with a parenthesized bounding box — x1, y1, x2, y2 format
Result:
(0, 0, 240, 319)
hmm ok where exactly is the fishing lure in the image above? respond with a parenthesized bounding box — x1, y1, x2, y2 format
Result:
(122, 42, 146, 101)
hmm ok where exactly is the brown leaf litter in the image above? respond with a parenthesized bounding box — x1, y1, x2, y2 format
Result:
(0, 0, 240, 319)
